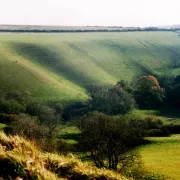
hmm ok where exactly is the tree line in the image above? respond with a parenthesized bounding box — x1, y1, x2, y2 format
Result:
(0, 28, 177, 33)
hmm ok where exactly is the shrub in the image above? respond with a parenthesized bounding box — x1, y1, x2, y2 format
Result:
(0, 99, 25, 114)
(144, 115, 163, 129)
(56, 139, 74, 155)
(10, 114, 48, 140)
(37, 138, 58, 153)
(26, 101, 42, 116)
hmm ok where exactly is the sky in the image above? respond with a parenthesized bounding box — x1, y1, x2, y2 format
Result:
(0, 0, 179, 27)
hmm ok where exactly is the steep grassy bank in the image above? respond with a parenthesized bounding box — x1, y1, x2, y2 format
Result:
(0, 131, 127, 180)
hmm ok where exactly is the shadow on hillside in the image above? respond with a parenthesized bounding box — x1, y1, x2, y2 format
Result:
(96, 40, 156, 76)
(9, 42, 93, 88)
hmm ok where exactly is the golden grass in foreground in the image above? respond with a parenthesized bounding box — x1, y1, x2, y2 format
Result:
(0, 132, 127, 180)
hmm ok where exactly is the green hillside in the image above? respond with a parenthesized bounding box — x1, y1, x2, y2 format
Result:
(0, 31, 180, 104)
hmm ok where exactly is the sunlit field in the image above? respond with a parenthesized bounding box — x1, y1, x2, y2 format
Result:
(139, 135, 180, 180)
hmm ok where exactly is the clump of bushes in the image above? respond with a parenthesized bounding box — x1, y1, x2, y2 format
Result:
(143, 115, 170, 137)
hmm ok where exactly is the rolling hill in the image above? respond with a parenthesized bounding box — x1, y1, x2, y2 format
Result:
(0, 31, 180, 104)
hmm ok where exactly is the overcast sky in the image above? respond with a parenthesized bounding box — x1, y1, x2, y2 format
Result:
(0, 0, 179, 27)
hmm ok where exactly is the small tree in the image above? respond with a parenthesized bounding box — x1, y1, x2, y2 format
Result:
(38, 106, 61, 138)
(26, 102, 62, 138)
(78, 113, 143, 171)
(135, 75, 165, 109)
(136, 75, 159, 92)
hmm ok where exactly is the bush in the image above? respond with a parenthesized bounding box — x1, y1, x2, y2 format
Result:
(56, 139, 74, 155)
(37, 138, 74, 154)
(141, 116, 170, 137)
(0, 99, 25, 114)
(26, 101, 42, 116)
(37, 138, 58, 152)
(9, 114, 48, 140)
(123, 115, 170, 137)
(144, 115, 163, 129)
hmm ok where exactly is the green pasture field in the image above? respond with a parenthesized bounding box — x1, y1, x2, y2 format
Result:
(0, 31, 180, 104)
(59, 123, 180, 179)
(139, 135, 180, 180)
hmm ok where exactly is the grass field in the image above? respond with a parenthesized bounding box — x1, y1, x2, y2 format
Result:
(139, 135, 180, 180)
(0, 31, 180, 104)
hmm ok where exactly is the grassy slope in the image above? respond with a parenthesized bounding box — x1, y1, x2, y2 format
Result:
(0, 32, 180, 103)
(0, 131, 127, 180)
(139, 136, 180, 180)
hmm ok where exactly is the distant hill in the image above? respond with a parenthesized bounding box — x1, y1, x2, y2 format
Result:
(0, 24, 175, 33)
(0, 31, 180, 104)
